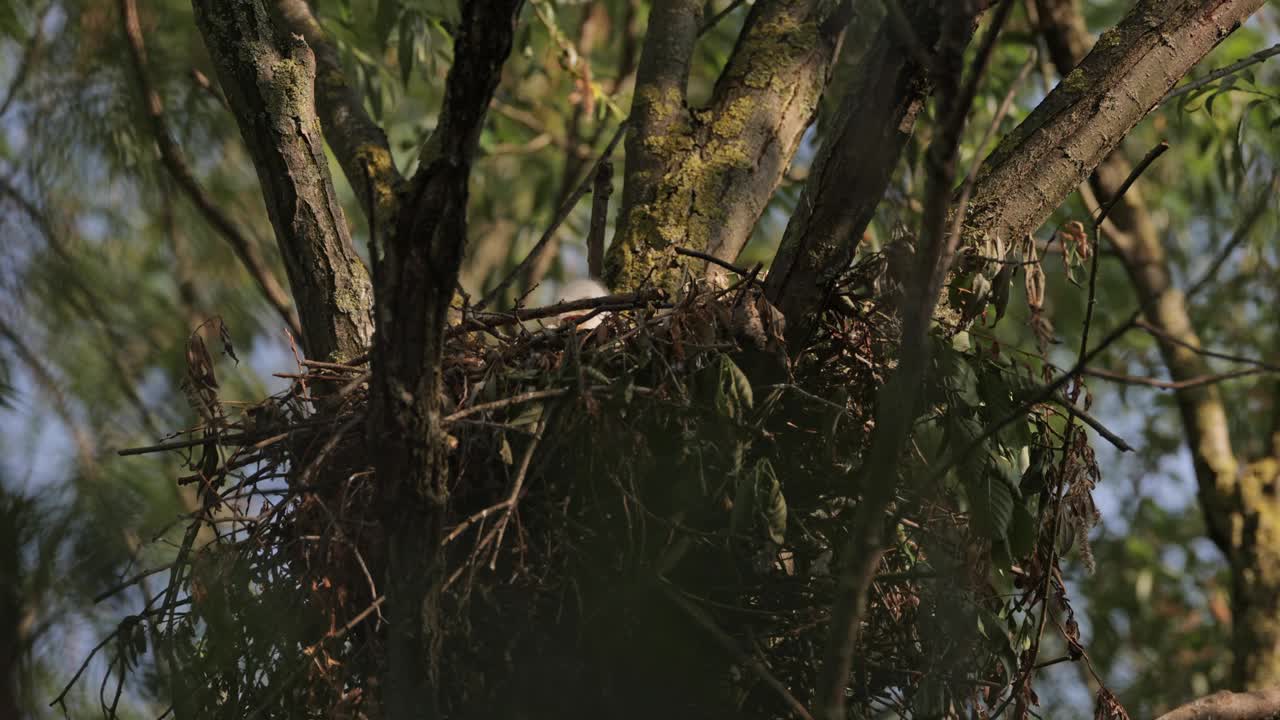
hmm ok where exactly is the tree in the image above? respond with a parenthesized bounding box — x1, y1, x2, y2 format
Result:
(1, 0, 1278, 718)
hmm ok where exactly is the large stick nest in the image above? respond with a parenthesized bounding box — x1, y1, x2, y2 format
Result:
(114, 256, 1101, 719)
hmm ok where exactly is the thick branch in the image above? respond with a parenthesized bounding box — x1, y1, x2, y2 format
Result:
(119, 0, 302, 339)
(969, 0, 1265, 248)
(766, 0, 966, 346)
(606, 0, 846, 291)
(1156, 688, 1280, 720)
(191, 0, 374, 362)
(271, 0, 403, 224)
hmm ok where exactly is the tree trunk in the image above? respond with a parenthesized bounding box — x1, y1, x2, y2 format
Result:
(368, 2, 524, 717)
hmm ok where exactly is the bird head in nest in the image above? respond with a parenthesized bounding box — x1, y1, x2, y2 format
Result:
(552, 277, 611, 330)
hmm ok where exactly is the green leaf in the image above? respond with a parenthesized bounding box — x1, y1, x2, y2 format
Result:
(1006, 502, 1037, 560)
(756, 459, 787, 544)
(376, 0, 403, 49)
(967, 465, 1015, 544)
(714, 355, 753, 420)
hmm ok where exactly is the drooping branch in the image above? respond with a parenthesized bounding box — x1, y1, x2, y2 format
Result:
(119, 0, 303, 340)
(271, 0, 404, 224)
(605, 0, 849, 292)
(766, 0, 980, 346)
(190, 0, 374, 362)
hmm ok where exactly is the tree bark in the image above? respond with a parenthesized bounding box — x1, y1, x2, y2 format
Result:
(271, 0, 404, 225)
(1155, 687, 1280, 720)
(766, 0, 965, 347)
(368, 1, 523, 717)
(967, 0, 1265, 251)
(605, 0, 848, 292)
(1034, 0, 1280, 688)
(191, 0, 374, 362)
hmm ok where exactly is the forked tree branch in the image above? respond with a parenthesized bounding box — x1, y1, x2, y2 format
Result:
(119, 0, 302, 340)
(606, 0, 849, 291)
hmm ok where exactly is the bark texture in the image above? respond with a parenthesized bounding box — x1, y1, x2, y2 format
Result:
(606, 0, 848, 292)
(968, 0, 1265, 251)
(368, 1, 524, 717)
(272, 0, 404, 224)
(1155, 687, 1280, 720)
(191, 0, 374, 362)
(1035, 0, 1280, 688)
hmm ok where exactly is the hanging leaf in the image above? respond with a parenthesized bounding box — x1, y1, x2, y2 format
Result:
(967, 464, 1016, 544)
(756, 458, 787, 545)
(375, 0, 402, 49)
(217, 318, 239, 365)
(713, 354, 753, 421)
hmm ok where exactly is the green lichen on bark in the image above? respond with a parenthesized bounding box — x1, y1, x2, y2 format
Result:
(1233, 457, 1280, 688)
(721, 7, 818, 91)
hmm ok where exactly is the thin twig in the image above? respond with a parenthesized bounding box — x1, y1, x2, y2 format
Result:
(116, 417, 342, 455)
(1094, 141, 1168, 227)
(450, 290, 664, 336)
(488, 415, 548, 568)
(673, 246, 758, 279)
(444, 389, 568, 423)
(94, 562, 177, 605)
(1162, 41, 1280, 103)
(1083, 367, 1267, 390)
(698, 0, 748, 36)
(1049, 395, 1132, 452)
(1079, 141, 1168, 360)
